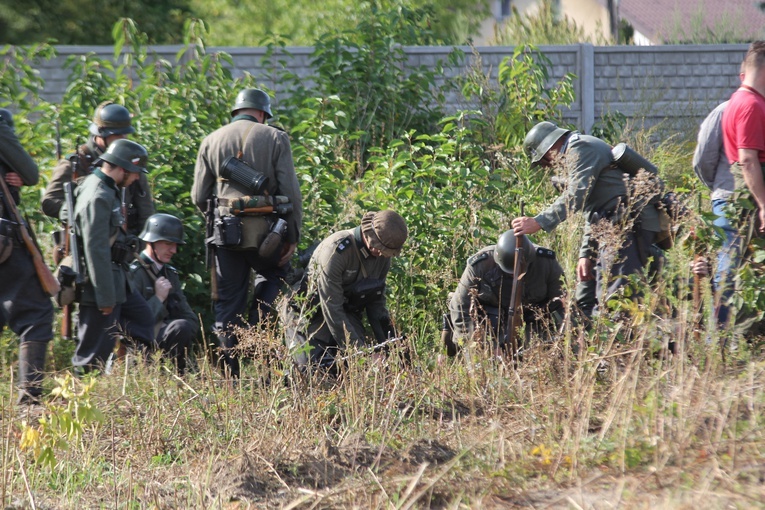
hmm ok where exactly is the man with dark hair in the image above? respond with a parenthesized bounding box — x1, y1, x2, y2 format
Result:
(284, 210, 407, 369)
(192, 88, 303, 378)
(720, 41, 765, 331)
(43, 101, 154, 236)
(70, 139, 155, 372)
(0, 108, 54, 404)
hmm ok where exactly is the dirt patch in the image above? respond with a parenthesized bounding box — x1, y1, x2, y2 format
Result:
(402, 439, 455, 466)
(276, 456, 348, 489)
(210, 453, 274, 502)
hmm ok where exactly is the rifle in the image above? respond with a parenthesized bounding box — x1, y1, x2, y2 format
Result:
(0, 175, 61, 296)
(506, 204, 526, 361)
(205, 198, 219, 301)
(60, 181, 83, 338)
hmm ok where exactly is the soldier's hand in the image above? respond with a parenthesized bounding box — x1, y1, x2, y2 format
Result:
(100, 306, 114, 315)
(512, 217, 541, 236)
(155, 276, 173, 302)
(577, 257, 595, 282)
(759, 209, 765, 233)
(4, 172, 23, 187)
(279, 242, 297, 267)
(691, 257, 709, 277)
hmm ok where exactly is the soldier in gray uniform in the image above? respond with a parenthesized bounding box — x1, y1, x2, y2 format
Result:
(129, 214, 199, 374)
(0, 108, 54, 404)
(446, 230, 564, 353)
(284, 210, 408, 368)
(43, 101, 154, 236)
(192, 88, 303, 378)
(70, 139, 155, 372)
(512, 121, 662, 311)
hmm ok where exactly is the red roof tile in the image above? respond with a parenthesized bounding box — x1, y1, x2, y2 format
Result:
(614, 0, 765, 43)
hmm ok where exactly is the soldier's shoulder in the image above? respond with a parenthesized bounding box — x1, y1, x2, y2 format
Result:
(331, 233, 354, 254)
(468, 248, 492, 267)
(535, 247, 556, 259)
(266, 123, 287, 133)
(313, 231, 353, 259)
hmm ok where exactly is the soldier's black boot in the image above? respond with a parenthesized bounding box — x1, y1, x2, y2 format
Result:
(17, 341, 48, 405)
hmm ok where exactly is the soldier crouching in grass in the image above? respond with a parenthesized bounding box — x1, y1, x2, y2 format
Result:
(283, 210, 408, 372)
(129, 214, 199, 375)
(443, 230, 564, 358)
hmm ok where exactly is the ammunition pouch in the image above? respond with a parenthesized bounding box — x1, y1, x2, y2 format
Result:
(213, 214, 243, 247)
(111, 236, 139, 265)
(54, 256, 79, 307)
(344, 278, 386, 313)
(0, 218, 17, 264)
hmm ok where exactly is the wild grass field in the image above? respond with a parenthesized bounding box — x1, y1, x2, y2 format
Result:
(2, 13, 765, 510)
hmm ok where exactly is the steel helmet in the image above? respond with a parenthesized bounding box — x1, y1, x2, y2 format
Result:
(524, 121, 570, 163)
(494, 230, 534, 273)
(140, 213, 185, 244)
(0, 108, 14, 130)
(89, 101, 135, 137)
(98, 139, 148, 174)
(231, 88, 273, 119)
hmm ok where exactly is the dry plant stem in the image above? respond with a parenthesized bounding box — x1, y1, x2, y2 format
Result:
(16, 448, 35, 510)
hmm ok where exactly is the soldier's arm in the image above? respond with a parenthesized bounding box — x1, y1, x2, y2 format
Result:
(80, 195, 117, 309)
(317, 252, 363, 348)
(693, 104, 726, 189)
(42, 159, 73, 219)
(272, 130, 303, 244)
(546, 257, 565, 301)
(535, 148, 598, 232)
(0, 120, 38, 186)
(169, 271, 200, 330)
(450, 262, 480, 337)
(191, 139, 215, 212)
(132, 173, 155, 229)
(130, 266, 167, 323)
(365, 263, 392, 342)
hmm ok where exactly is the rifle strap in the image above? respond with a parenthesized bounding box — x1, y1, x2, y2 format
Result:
(350, 236, 369, 279)
(134, 256, 160, 284)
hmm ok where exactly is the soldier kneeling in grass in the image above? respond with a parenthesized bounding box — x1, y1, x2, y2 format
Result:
(283, 210, 408, 371)
(443, 230, 564, 357)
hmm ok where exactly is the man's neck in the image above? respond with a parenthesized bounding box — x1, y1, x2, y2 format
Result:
(742, 73, 765, 97)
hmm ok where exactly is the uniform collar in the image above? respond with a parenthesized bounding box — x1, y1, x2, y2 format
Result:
(231, 114, 261, 124)
(93, 168, 119, 191)
(140, 251, 163, 275)
(353, 226, 372, 259)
